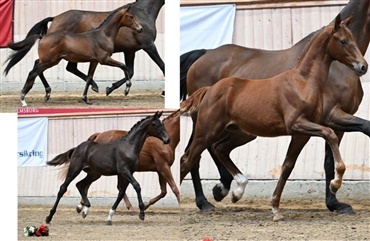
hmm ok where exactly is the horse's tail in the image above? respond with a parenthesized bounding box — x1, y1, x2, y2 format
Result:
(4, 17, 53, 76)
(180, 87, 209, 114)
(47, 147, 75, 166)
(3, 35, 41, 76)
(180, 49, 207, 101)
(87, 132, 100, 142)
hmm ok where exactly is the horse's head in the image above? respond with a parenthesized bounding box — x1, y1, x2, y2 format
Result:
(148, 111, 171, 144)
(121, 6, 143, 33)
(328, 14, 368, 76)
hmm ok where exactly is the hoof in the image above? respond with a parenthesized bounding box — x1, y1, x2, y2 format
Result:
(139, 213, 145, 221)
(44, 94, 50, 102)
(273, 216, 285, 222)
(129, 210, 136, 216)
(231, 192, 242, 203)
(76, 206, 82, 214)
(91, 84, 99, 93)
(106, 87, 113, 96)
(212, 183, 229, 202)
(82, 212, 87, 219)
(45, 216, 51, 224)
(124, 89, 130, 96)
(199, 202, 215, 212)
(106, 220, 112, 225)
(82, 97, 92, 105)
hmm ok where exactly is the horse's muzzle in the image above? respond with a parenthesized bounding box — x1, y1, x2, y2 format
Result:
(163, 137, 170, 144)
(136, 27, 143, 33)
(353, 61, 368, 76)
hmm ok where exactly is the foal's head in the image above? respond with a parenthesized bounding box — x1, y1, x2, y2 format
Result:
(328, 14, 368, 76)
(147, 111, 171, 144)
(120, 5, 143, 33)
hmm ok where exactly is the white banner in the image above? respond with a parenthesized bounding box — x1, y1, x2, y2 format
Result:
(180, 4, 236, 54)
(18, 117, 48, 166)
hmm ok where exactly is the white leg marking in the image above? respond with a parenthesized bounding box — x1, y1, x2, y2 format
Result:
(106, 209, 115, 223)
(232, 173, 248, 201)
(215, 183, 230, 196)
(82, 206, 89, 218)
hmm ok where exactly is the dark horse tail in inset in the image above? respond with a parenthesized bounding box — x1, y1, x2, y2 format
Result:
(180, 86, 209, 114)
(47, 147, 75, 166)
(3, 17, 54, 75)
(180, 49, 207, 101)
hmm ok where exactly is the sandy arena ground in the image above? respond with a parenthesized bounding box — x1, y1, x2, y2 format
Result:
(18, 197, 370, 241)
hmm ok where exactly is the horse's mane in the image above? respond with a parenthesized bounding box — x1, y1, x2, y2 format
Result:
(96, 3, 133, 29)
(120, 114, 154, 140)
(162, 110, 180, 123)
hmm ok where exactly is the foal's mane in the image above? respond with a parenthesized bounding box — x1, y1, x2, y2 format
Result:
(96, 3, 133, 29)
(120, 115, 154, 140)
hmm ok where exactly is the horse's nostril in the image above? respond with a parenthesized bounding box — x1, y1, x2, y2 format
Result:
(361, 65, 368, 73)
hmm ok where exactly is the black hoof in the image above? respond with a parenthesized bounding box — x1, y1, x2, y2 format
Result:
(76, 206, 82, 214)
(82, 97, 92, 105)
(45, 216, 51, 224)
(106, 87, 113, 96)
(212, 185, 228, 202)
(139, 213, 145, 221)
(196, 199, 215, 212)
(106, 220, 112, 225)
(91, 83, 99, 93)
(44, 94, 50, 102)
(328, 202, 354, 215)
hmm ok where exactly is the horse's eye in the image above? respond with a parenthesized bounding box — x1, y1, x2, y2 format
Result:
(340, 39, 347, 45)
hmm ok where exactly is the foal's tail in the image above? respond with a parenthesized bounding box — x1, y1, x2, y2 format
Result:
(180, 87, 209, 114)
(47, 147, 75, 166)
(180, 49, 207, 101)
(3, 17, 53, 75)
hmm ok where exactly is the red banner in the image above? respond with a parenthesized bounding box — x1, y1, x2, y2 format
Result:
(0, 0, 14, 47)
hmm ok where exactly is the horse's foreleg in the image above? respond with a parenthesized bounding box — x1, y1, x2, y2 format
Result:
(324, 132, 354, 214)
(143, 43, 165, 75)
(107, 178, 129, 225)
(106, 52, 134, 96)
(66, 62, 99, 93)
(327, 108, 370, 137)
(101, 57, 132, 96)
(271, 135, 310, 222)
(82, 62, 98, 105)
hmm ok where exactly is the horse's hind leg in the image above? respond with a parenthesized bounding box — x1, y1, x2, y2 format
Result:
(271, 135, 310, 222)
(106, 52, 134, 96)
(21, 59, 58, 107)
(101, 57, 132, 96)
(81, 61, 98, 105)
(66, 62, 99, 93)
(75, 172, 101, 218)
(144, 174, 168, 210)
(38, 72, 51, 102)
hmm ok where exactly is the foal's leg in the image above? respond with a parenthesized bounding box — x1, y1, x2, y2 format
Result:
(107, 178, 130, 225)
(106, 52, 135, 96)
(20, 60, 58, 107)
(66, 62, 99, 93)
(211, 133, 257, 203)
(271, 135, 310, 222)
(293, 119, 346, 193)
(324, 132, 354, 214)
(46, 163, 83, 223)
(101, 57, 132, 96)
(75, 172, 101, 218)
(81, 61, 98, 105)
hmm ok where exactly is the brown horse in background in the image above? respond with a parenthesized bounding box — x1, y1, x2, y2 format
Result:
(13, 5, 142, 106)
(180, 15, 367, 221)
(180, 0, 370, 214)
(74, 110, 180, 214)
(4, 0, 164, 99)
(45, 112, 170, 225)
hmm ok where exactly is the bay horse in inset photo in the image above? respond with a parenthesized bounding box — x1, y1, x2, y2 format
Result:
(4, 0, 164, 99)
(180, 0, 370, 214)
(45, 111, 170, 225)
(76, 109, 180, 214)
(180, 15, 367, 221)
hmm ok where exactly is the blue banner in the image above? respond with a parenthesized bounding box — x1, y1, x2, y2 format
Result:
(18, 118, 48, 166)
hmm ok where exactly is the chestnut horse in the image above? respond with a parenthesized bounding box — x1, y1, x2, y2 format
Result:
(4, 0, 164, 99)
(180, 15, 367, 221)
(79, 110, 180, 213)
(6, 5, 143, 106)
(181, 0, 370, 214)
(45, 112, 170, 225)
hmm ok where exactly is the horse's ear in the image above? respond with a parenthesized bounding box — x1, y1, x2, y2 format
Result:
(157, 111, 163, 118)
(342, 15, 354, 27)
(334, 14, 342, 31)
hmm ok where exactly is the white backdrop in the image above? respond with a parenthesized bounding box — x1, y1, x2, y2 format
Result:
(180, 4, 236, 54)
